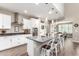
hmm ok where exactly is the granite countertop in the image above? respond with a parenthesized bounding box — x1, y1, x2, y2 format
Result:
(0, 32, 29, 36)
(26, 36, 53, 43)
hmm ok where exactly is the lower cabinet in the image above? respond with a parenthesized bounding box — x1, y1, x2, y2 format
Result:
(27, 38, 50, 56)
(0, 37, 11, 51)
(27, 39, 35, 56)
(0, 35, 27, 51)
(27, 39, 43, 56)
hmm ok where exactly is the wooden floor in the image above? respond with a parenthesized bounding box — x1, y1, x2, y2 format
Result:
(63, 38, 75, 56)
(59, 38, 79, 56)
(0, 44, 28, 56)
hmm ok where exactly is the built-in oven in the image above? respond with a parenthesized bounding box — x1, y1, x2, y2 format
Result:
(32, 28, 38, 36)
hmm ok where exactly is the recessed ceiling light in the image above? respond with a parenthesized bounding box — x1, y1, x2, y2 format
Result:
(52, 8, 54, 10)
(24, 10, 27, 14)
(56, 12, 58, 14)
(48, 10, 52, 14)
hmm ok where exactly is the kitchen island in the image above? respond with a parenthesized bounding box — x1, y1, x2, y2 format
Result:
(26, 36, 53, 56)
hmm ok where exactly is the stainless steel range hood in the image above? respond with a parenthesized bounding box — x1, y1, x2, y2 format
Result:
(12, 12, 23, 26)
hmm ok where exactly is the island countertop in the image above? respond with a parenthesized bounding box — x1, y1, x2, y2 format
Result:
(26, 36, 53, 43)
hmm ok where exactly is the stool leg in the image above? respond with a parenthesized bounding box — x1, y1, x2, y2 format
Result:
(56, 47, 57, 56)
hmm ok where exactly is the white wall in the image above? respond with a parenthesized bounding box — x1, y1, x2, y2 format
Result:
(64, 3, 79, 41)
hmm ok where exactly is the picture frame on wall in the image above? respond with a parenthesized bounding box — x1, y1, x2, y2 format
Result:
(14, 26, 19, 32)
(41, 25, 44, 29)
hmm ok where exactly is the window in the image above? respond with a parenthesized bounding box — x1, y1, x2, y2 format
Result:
(58, 23, 72, 33)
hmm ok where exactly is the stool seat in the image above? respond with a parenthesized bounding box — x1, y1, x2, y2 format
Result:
(41, 44, 51, 50)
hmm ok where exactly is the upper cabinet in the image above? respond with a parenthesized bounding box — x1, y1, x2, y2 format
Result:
(31, 18, 40, 28)
(0, 14, 2, 29)
(23, 18, 32, 29)
(3, 14, 11, 29)
(0, 13, 11, 29)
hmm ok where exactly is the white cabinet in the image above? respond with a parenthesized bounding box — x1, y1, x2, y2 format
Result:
(11, 36, 19, 46)
(0, 37, 11, 51)
(3, 14, 11, 29)
(23, 18, 32, 29)
(0, 14, 3, 28)
(19, 36, 27, 44)
(0, 35, 27, 51)
(10, 35, 27, 47)
(27, 38, 49, 56)
(31, 18, 40, 28)
(27, 39, 36, 56)
(31, 18, 47, 37)
(0, 13, 11, 29)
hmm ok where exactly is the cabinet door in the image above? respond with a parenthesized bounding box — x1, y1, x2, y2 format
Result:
(0, 37, 11, 51)
(3, 14, 11, 29)
(19, 35, 27, 44)
(0, 14, 3, 28)
(11, 36, 19, 46)
(3, 37, 11, 49)
(27, 39, 35, 56)
(13, 35, 27, 45)
(31, 18, 40, 28)
(23, 18, 32, 29)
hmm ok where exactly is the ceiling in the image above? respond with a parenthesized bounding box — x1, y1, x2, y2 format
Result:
(65, 3, 79, 17)
(0, 3, 63, 20)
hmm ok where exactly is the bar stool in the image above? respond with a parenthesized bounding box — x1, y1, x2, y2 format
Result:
(40, 44, 51, 56)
